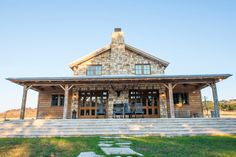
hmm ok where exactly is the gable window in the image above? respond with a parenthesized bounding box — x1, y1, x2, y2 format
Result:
(87, 65, 102, 76)
(51, 95, 64, 106)
(173, 93, 189, 105)
(135, 64, 151, 75)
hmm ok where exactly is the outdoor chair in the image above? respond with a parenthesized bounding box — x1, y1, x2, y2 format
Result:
(113, 103, 124, 118)
(134, 103, 144, 118)
(96, 104, 106, 118)
(124, 103, 134, 118)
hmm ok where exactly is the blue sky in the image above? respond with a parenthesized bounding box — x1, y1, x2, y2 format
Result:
(0, 0, 235, 112)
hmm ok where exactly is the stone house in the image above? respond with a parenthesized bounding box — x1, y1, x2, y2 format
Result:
(7, 28, 231, 119)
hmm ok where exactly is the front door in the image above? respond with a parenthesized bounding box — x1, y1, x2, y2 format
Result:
(78, 91, 108, 118)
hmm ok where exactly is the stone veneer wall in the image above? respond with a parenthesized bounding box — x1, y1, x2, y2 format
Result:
(72, 48, 165, 76)
(70, 83, 168, 118)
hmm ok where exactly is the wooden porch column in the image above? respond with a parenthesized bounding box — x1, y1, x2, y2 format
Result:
(63, 84, 69, 119)
(168, 83, 175, 118)
(59, 84, 74, 119)
(20, 85, 28, 120)
(210, 83, 220, 117)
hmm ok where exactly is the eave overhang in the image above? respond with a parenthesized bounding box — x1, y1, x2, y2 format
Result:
(7, 74, 232, 90)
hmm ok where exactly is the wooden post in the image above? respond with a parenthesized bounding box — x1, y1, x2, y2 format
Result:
(210, 83, 220, 118)
(20, 85, 28, 120)
(63, 84, 69, 119)
(168, 83, 175, 118)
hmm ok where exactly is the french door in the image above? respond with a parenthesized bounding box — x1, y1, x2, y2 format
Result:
(78, 91, 108, 118)
(129, 90, 160, 118)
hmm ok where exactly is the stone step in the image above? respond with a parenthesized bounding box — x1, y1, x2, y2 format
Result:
(0, 129, 236, 136)
(0, 119, 235, 137)
(0, 124, 236, 130)
(1, 126, 235, 132)
(2, 120, 236, 125)
(2, 118, 236, 123)
(1, 131, 236, 138)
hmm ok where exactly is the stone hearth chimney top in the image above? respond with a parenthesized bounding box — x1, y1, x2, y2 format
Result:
(112, 28, 124, 45)
(114, 28, 122, 32)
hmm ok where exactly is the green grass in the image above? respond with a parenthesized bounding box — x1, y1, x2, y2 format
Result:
(0, 136, 235, 157)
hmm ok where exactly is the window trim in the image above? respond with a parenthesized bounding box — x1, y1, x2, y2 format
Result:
(135, 64, 151, 75)
(86, 65, 102, 76)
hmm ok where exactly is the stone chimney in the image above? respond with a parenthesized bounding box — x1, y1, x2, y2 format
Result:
(111, 28, 125, 45)
(110, 28, 126, 75)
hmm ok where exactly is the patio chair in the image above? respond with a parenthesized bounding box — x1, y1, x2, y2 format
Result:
(96, 104, 106, 118)
(124, 103, 134, 118)
(134, 103, 144, 118)
(113, 103, 124, 118)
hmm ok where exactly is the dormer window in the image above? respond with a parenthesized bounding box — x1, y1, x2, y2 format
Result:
(87, 65, 102, 76)
(135, 64, 151, 75)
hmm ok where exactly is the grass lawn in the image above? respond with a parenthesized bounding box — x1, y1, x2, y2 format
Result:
(0, 135, 235, 157)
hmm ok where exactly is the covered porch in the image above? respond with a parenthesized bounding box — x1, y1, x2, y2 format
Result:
(7, 74, 231, 119)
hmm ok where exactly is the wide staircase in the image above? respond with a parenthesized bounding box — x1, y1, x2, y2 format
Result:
(0, 118, 236, 137)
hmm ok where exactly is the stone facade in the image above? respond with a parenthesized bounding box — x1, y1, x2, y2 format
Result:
(72, 48, 166, 76)
(69, 83, 168, 118)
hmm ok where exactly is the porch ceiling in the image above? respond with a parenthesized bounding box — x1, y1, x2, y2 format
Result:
(6, 74, 232, 91)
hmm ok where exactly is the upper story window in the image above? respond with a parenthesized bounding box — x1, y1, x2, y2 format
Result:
(135, 64, 151, 75)
(51, 95, 64, 106)
(87, 65, 102, 76)
(173, 93, 189, 105)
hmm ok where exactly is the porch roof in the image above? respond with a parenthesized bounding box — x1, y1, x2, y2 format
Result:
(7, 74, 231, 86)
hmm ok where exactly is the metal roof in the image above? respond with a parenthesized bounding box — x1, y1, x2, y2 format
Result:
(7, 74, 232, 83)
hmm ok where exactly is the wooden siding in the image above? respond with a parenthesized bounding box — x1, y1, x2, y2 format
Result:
(166, 85, 203, 117)
(37, 90, 72, 119)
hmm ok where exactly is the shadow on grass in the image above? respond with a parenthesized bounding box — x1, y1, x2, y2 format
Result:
(0, 136, 104, 157)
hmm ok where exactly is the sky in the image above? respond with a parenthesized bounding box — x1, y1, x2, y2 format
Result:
(0, 0, 235, 112)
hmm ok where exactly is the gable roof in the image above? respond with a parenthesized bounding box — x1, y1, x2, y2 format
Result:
(69, 44, 169, 68)
(125, 44, 169, 66)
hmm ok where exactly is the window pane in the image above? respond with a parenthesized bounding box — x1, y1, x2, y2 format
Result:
(143, 65, 150, 74)
(87, 65, 102, 75)
(96, 66, 102, 75)
(97, 96, 101, 106)
(182, 93, 189, 104)
(59, 95, 64, 106)
(136, 65, 142, 69)
(91, 96, 96, 107)
(135, 64, 150, 75)
(173, 93, 179, 104)
(85, 97, 90, 107)
(51, 95, 58, 106)
(135, 65, 142, 74)
(87, 70, 93, 76)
